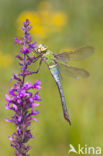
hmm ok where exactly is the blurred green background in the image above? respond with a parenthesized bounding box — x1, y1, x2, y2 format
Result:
(0, 0, 103, 155)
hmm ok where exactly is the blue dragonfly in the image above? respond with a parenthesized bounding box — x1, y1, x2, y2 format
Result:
(33, 44, 94, 125)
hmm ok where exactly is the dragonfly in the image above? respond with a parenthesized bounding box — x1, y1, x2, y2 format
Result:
(33, 44, 94, 125)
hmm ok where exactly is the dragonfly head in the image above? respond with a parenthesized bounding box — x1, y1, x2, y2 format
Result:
(37, 44, 48, 53)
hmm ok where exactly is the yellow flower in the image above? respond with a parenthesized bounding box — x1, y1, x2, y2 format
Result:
(17, 11, 40, 26)
(17, 11, 48, 38)
(16, 2, 67, 39)
(51, 12, 67, 27)
(0, 51, 13, 68)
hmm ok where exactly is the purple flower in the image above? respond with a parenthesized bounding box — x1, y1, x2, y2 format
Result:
(22, 82, 32, 90)
(13, 37, 23, 45)
(15, 54, 24, 60)
(5, 19, 41, 156)
(33, 92, 41, 101)
(32, 80, 41, 89)
(10, 74, 21, 82)
(29, 41, 38, 49)
(20, 47, 32, 54)
(5, 94, 11, 101)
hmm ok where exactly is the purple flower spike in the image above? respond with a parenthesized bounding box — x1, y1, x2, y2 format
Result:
(5, 19, 41, 156)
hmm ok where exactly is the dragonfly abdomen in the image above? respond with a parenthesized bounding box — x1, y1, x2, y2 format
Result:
(49, 65, 71, 125)
(57, 79, 71, 125)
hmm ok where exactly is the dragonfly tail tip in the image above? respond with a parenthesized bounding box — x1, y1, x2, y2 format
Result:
(65, 115, 71, 126)
(68, 119, 71, 126)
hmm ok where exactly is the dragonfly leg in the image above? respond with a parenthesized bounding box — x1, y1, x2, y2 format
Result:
(33, 55, 42, 63)
(26, 53, 42, 63)
(32, 53, 43, 63)
(32, 58, 43, 73)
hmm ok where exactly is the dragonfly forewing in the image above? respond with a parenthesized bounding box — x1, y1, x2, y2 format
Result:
(55, 46, 94, 63)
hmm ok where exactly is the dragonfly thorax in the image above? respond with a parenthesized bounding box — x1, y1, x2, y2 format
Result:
(44, 50, 55, 65)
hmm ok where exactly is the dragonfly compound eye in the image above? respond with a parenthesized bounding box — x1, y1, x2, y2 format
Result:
(37, 48, 41, 53)
(38, 44, 48, 52)
(41, 47, 47, 52)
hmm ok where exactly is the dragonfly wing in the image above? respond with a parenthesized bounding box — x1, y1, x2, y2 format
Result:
(55, 46, 94, 62)
(58, 63, 89, 79)
(55, 52, 69, 63)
